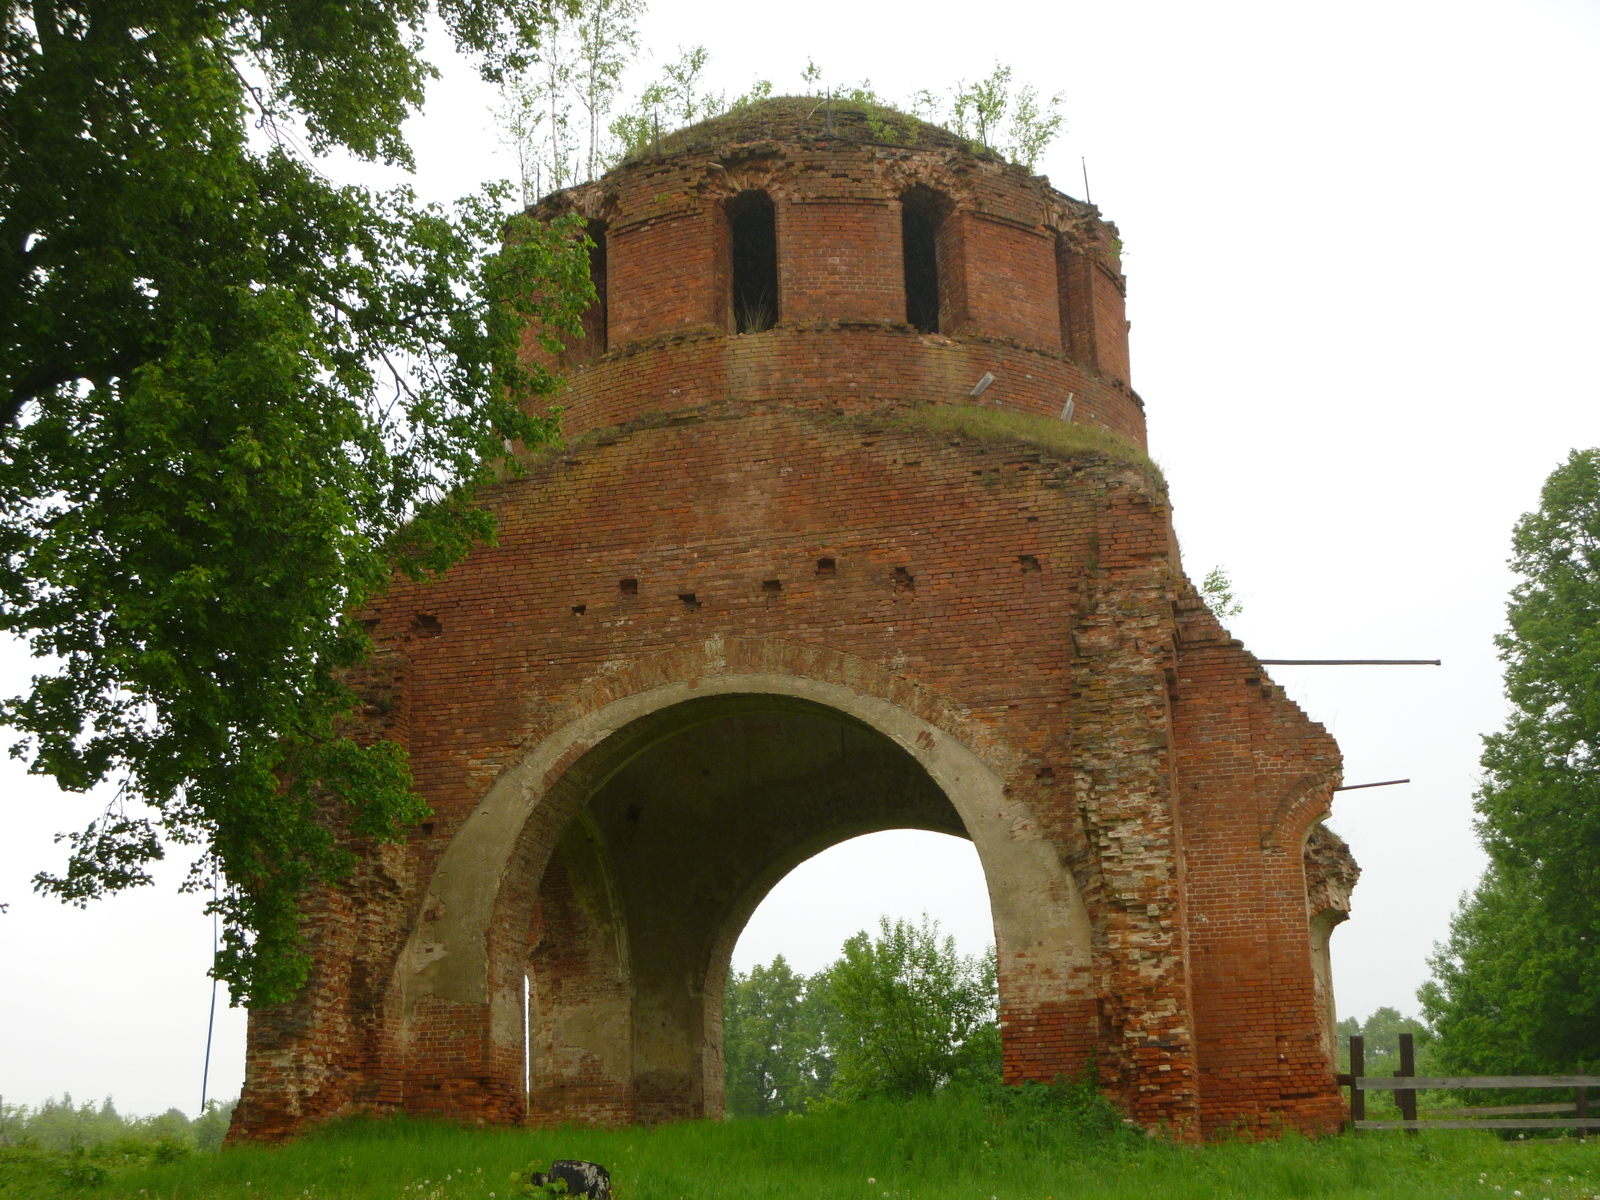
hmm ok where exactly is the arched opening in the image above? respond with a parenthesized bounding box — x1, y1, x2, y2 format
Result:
(582, 219, 608, 354)
(727, 190, 778, 333)
(400, 670, 1096, 1132)
(724, 829, 994, 1116)
(901, 185, 945, 333)
(524, 696, 967, 1124)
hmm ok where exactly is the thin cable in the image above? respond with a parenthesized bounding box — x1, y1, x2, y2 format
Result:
(201, 873, 219, 1115)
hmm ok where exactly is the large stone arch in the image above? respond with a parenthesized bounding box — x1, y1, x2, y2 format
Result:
(392, 640, 1094, 1124)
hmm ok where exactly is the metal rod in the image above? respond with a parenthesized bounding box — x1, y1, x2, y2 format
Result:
(1257, 659, 1441, 666)
(201, 874, 218, 1115)
(1334, 779, 1410, 792)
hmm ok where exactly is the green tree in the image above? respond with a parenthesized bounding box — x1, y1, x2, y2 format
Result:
(1200, 566, 1243, 619)
(3, 0, 594, 1004)
(1336, 1006, 1431, 1075)
(722, 954, 836, 1116)
(826, 916, 997, 1100)
(1420, 448, 1600, 1072)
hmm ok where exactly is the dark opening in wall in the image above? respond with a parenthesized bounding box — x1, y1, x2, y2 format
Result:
(901, 185, 943, 334)
(582, 219, 608, 354)
(727, 190, 777, 333)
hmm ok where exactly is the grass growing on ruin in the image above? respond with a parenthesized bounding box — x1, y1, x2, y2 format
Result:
(6, 1089, 1598, 1200)
(891, 404, 1167, 496)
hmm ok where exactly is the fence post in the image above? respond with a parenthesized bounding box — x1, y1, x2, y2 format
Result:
(1579, 1086, 1589, 1140)
(1349, 1035, 1365, 1133)
(1398, 1032, 1418, 1134)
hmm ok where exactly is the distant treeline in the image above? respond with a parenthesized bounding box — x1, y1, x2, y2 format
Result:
(0, 1095, 236, 1153)
(723, 915, 998, 1117)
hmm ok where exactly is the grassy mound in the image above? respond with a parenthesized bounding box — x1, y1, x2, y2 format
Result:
(890, 404, 1167, 497)
(5, 1088, 1597, 1200)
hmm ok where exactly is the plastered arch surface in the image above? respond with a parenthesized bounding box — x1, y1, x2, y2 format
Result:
(396, 650, 1092, 1017)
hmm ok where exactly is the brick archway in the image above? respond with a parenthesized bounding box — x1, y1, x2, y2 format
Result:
(392, 640, 1095, 1125)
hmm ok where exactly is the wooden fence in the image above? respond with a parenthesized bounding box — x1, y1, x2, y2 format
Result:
(1338, 1033, 1599, 1134)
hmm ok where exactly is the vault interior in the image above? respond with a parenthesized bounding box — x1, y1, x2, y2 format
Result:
(525, 699, 970, 1125)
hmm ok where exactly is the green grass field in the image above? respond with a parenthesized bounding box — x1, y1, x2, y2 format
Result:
(4, 1091, 1597, 1200)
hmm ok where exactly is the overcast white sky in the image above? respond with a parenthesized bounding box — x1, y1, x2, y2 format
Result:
(2, 0, 1597, 1120)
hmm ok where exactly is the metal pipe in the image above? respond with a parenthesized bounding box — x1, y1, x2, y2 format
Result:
(1257, 659, 1440, 666)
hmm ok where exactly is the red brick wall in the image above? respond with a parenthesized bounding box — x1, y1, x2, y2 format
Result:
(962, 214, 1062, 352)
(779, 199, 902, 323)
(539, 130, 1134, 405)
(233, 105, 1349, 1145)
(1091, 256, 1131, 387)
(609, 210, 719, 343)
(1172, 599, 1347, 1137)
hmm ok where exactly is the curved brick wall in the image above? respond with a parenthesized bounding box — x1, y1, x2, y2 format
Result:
(530, 97, 1144, 447)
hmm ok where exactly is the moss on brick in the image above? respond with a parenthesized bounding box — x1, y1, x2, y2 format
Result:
(889, 403, 1166, 497)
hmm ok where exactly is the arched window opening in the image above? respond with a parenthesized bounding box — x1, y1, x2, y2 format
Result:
(728, 190, 778, 333)
(582, 219, 608, 355)
(901, 186, 944, 334)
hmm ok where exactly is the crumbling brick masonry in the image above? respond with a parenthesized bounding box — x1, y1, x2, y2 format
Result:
(231, 99, 1358, 1143)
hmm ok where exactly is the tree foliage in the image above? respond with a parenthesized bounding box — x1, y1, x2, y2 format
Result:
(1419, 448, 1600, 1071)
(722, 954, 836, 1117)
(723, 919, 999, 1114)
(1335, 1006, 1431, 1075)
(2, 0, 594, 1004)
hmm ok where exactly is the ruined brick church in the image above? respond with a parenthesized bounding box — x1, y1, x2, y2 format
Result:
(232, 99, 1359, 1142)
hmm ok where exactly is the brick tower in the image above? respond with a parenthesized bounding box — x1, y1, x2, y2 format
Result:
(232, 99, 1359, 1142)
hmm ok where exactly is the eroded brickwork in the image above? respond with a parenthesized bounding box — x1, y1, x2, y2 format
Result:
(232, 98, 1353, 1145)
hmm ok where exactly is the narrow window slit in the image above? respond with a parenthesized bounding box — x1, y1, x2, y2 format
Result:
(901, 185, 944, 334)
(583, 219, 608, 355)
(728, 190, 777, 333)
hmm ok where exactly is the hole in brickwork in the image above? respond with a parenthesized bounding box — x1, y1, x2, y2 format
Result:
(893, 567, 915, 593)
(411, 613, 442, 637)
(679, 592, 702, 610)
(584, 219, 608, 354)
(572, 604, 587, 615)
(901, 185, 945, 334)
(421, 822, 435, 836)
(728, 190, 777, 333)
(762, 579, 782, 592)
(1036, 767, 1055, 783)
(1019, 555, 1041, 573)
(816, 558, 836, 576)
(619, 578, 638, 595)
